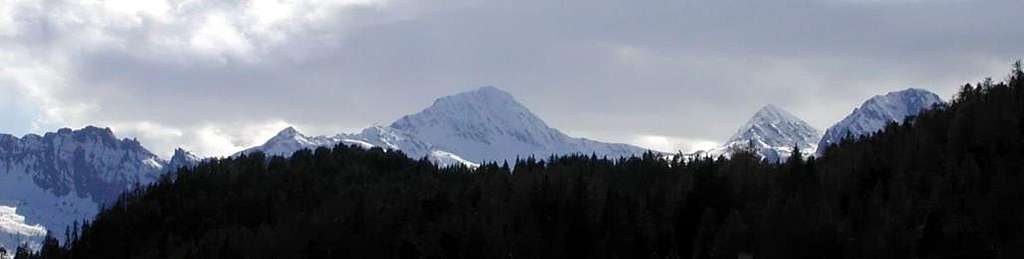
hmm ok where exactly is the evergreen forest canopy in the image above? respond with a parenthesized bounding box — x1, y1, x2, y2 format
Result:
(12, 62, 1024, 259)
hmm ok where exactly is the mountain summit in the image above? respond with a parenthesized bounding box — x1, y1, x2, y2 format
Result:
(239, 86, 651, 164)
(706, 105, 821, 162)
(817, 88, 943, 155)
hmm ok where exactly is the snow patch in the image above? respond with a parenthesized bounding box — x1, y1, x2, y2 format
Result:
(0, 205, 47, 253)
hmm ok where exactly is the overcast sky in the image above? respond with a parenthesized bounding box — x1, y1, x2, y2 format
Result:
(1, 0, 1022, 158)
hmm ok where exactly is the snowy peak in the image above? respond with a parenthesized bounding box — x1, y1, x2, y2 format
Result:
(817, 88, 944, 155)
(387, 86, 647, 162)
(727, 105, 821, 149)
(168, 148, 200, 170)
(709, 105, 821, 162)
(267, 126, 306, 144)
(237, 127, 344, 157)
(390, 86, 562, 146)
(239, 86, 650, 165)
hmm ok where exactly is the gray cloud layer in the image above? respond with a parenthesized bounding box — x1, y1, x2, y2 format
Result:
(1, 0, 1022, 157)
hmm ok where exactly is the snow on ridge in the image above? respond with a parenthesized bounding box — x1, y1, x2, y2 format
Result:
(816, 88, 944, 155)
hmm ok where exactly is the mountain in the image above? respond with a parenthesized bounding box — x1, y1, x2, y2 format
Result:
(0, 126, 169, 251)
(389, 86, 649, 162)
(816, 88, 944, 155)
(238, 86, 651, 165)
(704, 105, 821, 162)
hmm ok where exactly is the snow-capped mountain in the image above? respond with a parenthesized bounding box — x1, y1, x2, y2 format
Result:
(238, 86, 651, 165)
(0, 126, 172, 251)
(816, 88, 943, 155)
(704, 105, 821, 162)
(390, 86, 650, 162)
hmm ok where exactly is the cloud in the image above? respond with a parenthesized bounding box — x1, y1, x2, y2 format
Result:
(0, 0, 1021, 157)
(631, 135, 719, 154)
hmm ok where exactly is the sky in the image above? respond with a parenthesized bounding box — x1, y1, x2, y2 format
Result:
(1, 0, 1022, 158)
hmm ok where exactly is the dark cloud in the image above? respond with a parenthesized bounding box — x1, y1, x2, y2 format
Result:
(1, 0, 1021, 156)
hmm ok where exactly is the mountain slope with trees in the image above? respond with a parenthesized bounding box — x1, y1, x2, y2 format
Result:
(17, 62, 1024, 259)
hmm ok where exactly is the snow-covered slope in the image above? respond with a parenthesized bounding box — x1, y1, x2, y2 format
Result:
(238, 86, 651, 165)
(704, 105, 821, 162)
(0, 126, 171, 251)
(816, 88, 943, 155)
(0, 205, 46, 254)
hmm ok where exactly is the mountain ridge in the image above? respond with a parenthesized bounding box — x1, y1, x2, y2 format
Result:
(816, 88, 944, 155)
(0, 126, 174, 251)
(238, 86, 653, 165)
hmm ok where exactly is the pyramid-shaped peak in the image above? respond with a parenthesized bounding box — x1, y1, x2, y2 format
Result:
(279, 126, 300, 135)
(393, 85, 543, 131)
(726, 104, 821, 150)
(267, 126, 306, 142)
